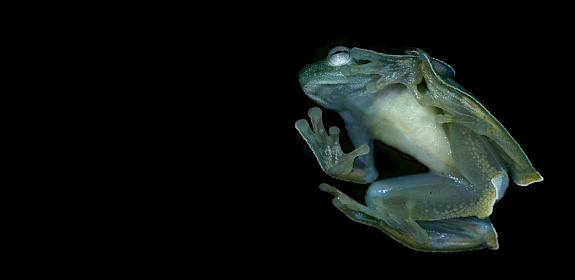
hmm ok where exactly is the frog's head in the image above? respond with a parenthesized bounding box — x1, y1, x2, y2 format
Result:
(299, 46, 374, 109)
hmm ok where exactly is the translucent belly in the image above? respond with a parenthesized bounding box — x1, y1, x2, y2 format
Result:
(365, 86, 456, 175)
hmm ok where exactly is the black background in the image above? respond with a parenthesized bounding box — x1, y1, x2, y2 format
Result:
(167, 8, 574, 272)
(30, 3, 574, 276)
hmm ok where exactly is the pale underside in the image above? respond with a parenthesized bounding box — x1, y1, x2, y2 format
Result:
(365, 85, 456, 176)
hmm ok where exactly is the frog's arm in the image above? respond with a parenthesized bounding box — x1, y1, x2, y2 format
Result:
(412, 49, 542, 186)
(338, 110, 378, 181)
(295, 107, 378, 184)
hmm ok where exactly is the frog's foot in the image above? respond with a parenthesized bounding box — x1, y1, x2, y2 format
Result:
(296, 108, 374, 184)
(319, 183, 429, 250)
(319, 183, 382, 228)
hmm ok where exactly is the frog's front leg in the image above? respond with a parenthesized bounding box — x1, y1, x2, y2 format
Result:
(295, 107, 377, 184)
(339, 111, 379, 182)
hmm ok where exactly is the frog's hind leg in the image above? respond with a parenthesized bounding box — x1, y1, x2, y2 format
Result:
(445, 123, 510, 215)
(372, 123, 510, 221)
(319, 183, 430, 250)
(418, 217, 499, 251)
(365, 173, 484, 222)
(360, 173, 499, 251)
(320, 182, 497, 251)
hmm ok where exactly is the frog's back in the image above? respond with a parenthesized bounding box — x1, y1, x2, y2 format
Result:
(413, 49, 543, 186)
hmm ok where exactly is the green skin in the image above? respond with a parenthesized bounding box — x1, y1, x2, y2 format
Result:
(295, 46, 543, 252)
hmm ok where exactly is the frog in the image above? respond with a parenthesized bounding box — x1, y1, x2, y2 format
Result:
(295, 46, 543, 252)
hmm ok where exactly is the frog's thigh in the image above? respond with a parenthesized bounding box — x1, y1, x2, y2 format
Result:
(446, 123, 510, 215)
(366, 173, 480, 221)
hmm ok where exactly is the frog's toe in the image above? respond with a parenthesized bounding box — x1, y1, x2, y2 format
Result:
(319, 183, 381, 228)
(320, 183, 363, 207)
(319, 183, 338, 195)
(485, 230, 499, 250)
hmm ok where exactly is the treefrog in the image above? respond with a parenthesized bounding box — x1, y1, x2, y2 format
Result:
(295, 46, 543, 252)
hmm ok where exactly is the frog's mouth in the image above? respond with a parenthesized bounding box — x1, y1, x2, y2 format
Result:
(300, 82, 338, 108)
(299, 65, 348, 90)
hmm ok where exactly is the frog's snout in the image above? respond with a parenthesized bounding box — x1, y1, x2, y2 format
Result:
(298, 64, 313, 89)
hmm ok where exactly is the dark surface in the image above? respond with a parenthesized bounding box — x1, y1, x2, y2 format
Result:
(157, 10, 575, 272)
(41, 5, 573, 275)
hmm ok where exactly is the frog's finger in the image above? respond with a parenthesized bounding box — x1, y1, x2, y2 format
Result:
(295, 119, 314, 140)
(328, 126, 340, 146)
(308, 107, 327, 137)
(348, 144, 370, 158)
(295, 118, 310, 132)
(328, 126, 340, 135)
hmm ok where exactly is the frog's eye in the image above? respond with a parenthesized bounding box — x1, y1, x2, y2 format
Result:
(328, 46, 351, 66)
